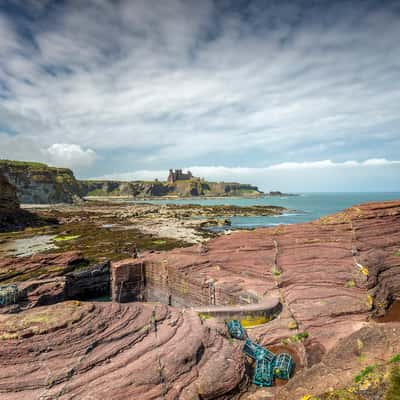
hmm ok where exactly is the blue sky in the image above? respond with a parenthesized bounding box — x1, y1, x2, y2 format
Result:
(0, 0, 399, 191)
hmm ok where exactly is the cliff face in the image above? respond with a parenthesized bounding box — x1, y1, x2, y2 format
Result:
(0, 171, 54, 231)
(0, 160, 82, 204)
(0, 171, 21, 231)
(0, 171, 19, 213)
(80, 179, 262, 198)
(80, 180, 172, 197)
(0, 160, 261, 202)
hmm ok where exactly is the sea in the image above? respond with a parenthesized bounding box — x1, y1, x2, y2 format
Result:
(132, 192, 400, 230)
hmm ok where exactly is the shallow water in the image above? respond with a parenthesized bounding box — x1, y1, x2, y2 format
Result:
(131, 192, 400, 229)
(0, 235, 57, 257)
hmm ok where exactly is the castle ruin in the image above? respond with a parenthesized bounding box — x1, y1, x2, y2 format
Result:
(167, 169, 194, 183)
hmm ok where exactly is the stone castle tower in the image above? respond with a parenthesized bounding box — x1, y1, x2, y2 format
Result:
(167, 169, 194, 183)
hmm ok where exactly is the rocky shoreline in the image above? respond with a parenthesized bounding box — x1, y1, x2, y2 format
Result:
(0, 198, 399, 399)
(0, 202, 287, 260)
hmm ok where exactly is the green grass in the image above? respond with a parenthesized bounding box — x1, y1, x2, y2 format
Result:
(385, 366, 400, 400)
(281, 331, 309, 345)
(395, 250, 400, 257)
(390, 354, 400, 364)
(198, 313, 213, 321)
(345, 279, 355, 288)
(354, 365, 376, 383)
(272, 266, 281, 277)
(0, 159, 48, 168)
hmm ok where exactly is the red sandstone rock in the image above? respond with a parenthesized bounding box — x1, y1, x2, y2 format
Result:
(276, 321, 400, 399)
(0, 301, 245, 399)
(133, 200, 400, 359)
(0, 251, 86, 283)
(1, 200, 400, 399)
(0, 252, 110, 309)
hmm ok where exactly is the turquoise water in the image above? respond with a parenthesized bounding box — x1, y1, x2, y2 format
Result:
(133, 193, 400, 229)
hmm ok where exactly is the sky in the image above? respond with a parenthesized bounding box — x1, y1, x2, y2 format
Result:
(0, 0, 399, 192)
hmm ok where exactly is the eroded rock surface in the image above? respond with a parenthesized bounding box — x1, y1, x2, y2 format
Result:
(0, 301, 245, 400)
(1, 200, 399, 399)
(135, 200, 400, 358)
(276, 321, 400, 399)
(0, 252, 110, 310)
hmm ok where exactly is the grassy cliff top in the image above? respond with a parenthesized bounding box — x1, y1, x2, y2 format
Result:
(82, 179, 165, 184)
(0, 160, 73, 174)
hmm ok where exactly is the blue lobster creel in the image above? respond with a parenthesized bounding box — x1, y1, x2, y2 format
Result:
(0, 284, 18, 306)
(243, 338, 276, 362)
(273, 353, 294, 380)
(227, 320, 246, 340)
(253, 357, 274, 387)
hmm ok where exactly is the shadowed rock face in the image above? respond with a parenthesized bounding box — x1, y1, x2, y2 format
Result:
(0, 301, 245, 400)
(0, 172, 53, 232)
(0, 252, 111, 310)
(0, 172, 19, 213)
(0, 171, 57, 231)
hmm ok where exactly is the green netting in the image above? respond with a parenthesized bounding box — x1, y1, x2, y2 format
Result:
(253, 358, 274, 387)
(273, 353, 294, 380)
(0, 284, 18, 306)
(243, 338, 276, 362)
(227, 320, 246, 340)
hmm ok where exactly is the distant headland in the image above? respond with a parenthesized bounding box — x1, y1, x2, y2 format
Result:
(0, 161, 267, 204)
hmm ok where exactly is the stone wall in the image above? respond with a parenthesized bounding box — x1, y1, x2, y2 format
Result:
(111, 259, 146, 302)
(111, 257, 245, 307)
(65, 261, 110, 300)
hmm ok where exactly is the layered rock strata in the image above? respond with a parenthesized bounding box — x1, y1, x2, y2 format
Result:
(114, 201, 400, 357)
(0, 252, 110, 310)
(0, 301, 245, 400)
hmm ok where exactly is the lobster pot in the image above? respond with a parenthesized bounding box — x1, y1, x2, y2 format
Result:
(227, 320, 246, 340)
(0, 285, 18, 306)
(253, 358, 274, 387)
(243, 339, 276, 362)
(273, 353, 294, 380)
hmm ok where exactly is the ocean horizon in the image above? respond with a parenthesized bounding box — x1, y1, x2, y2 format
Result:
(131, 192, 400, 229)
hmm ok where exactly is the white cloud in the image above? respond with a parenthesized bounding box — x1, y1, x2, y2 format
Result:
(0, 134, 96, 169)
(93, 159, 400, 182)
(0, 1, 399, 177)
(268, 159, 400, 170)
(45, 143, 97, 168)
